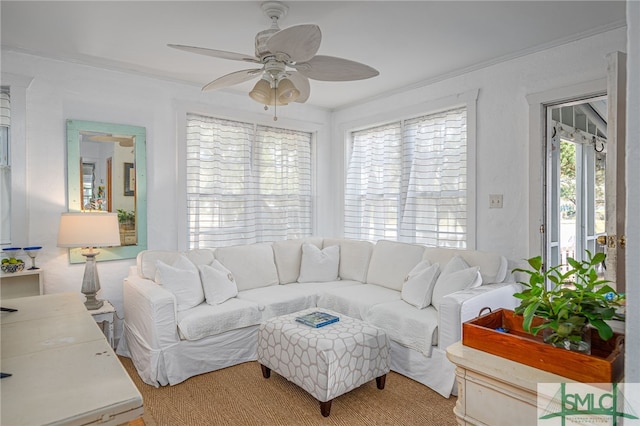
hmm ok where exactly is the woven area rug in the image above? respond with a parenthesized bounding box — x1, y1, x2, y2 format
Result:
(119, 356, 457, 425)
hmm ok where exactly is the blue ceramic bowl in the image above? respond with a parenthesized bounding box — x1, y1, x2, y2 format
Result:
(1, 262, 25, 273)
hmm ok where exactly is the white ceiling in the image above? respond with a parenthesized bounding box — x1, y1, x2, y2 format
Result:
(0, 1, 627, 110)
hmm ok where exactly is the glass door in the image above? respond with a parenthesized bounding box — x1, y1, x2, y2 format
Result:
(545, 97, 607, 274)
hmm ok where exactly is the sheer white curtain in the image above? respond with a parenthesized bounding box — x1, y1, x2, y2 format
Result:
(345, 107, 467, 247)
(344, 122, 402, 241)
(186, 114, 312, 248)
(400, 108, 467, 247)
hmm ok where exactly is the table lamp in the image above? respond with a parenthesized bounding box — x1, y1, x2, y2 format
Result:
(57, 212, 121, 309)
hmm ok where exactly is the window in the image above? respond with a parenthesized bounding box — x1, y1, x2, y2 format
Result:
(186, 113, 313, 248)
(1, 88, 10, 245)
(345, 107, 468, 248)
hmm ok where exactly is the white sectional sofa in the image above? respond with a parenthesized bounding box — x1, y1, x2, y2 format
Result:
(116, 238, 521, 397)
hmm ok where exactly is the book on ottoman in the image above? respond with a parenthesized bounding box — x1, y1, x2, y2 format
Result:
(295, 311, 339, 328)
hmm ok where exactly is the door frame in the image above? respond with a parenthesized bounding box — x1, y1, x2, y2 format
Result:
(545, 96, 607, 271)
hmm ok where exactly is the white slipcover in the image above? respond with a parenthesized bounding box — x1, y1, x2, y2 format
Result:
(118, 239, 521, 398)
(365, 240, 425, 290)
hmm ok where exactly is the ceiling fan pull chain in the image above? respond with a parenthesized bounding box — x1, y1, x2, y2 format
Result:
(273, 86, 278, 121)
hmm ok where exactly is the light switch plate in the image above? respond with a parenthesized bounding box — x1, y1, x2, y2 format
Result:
(489, 194, 503, 209)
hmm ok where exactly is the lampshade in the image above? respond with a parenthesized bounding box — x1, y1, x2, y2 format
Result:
(249, 77, 301, 108)
(276, 78, 300, 104)
(249, 79, 273, 105)
(57, 212, 121, 248)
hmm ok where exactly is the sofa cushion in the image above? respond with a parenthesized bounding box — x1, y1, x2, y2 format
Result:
(422, 247, 508, 284)
(272, 238, 323, 284)
(366, 300, 439, 356)
(284, 280, 364, 304)
(237, 286, 316, 320)
(401, 261, 440, 309)
(214, 243, 279, 291)
(176, 298, 262, 341)
(185, 249, 215, 268)
(366, 240, 425, 291)
(137, 250, 184, 280)
(316, 283, 401, 320)
(431, 266, 481, 310)
(154, 256, 204, 311)
(323, 238, 374, 282)
(298, 243, 340, 283)
(199, 260, 238, 305)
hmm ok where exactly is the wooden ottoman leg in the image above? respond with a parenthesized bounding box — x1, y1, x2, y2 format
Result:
(320, 400, 332, 417)
(376, 374, 386, 390)
(260, 364, 271, 379)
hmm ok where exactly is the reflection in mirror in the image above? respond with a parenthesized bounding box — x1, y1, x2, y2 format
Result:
(66, 120, 147, 263)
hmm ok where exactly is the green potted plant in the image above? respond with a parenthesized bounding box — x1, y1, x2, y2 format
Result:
(117, 209, 135, 229)
(513, 250, 625, 353)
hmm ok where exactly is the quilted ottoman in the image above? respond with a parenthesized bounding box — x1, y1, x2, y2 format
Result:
(257, 308, 390, 416)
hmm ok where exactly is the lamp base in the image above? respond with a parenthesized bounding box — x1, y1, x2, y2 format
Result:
(83, 294, 104, 310)
(81, 249, 104, 311)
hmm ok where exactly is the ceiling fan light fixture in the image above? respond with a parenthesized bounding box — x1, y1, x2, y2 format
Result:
(249, 78, 273, 104)
(276, 78, 300, 104)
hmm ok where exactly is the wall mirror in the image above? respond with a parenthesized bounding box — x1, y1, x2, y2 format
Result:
(66, 120, 147, 263)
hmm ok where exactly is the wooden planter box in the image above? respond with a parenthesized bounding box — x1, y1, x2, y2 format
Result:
(462, 308, 624, 383)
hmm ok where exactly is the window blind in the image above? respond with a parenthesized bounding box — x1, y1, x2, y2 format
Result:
(345, 107, 467, 248)
(186, 113, 312, 248)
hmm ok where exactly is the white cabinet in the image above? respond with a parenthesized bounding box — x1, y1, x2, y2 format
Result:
(446, 341, 574, 426)
(0, 269, 43, 299)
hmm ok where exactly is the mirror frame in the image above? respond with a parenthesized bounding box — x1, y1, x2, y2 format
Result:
(66, 119, 147, 263)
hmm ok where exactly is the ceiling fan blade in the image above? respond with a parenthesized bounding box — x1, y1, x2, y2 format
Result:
(168, 44, 260, 63)
(202, 69, 263, 92)
(266, 24, 321, 63)
(294, 55, 379, 81)
(287, 72, 310, 103)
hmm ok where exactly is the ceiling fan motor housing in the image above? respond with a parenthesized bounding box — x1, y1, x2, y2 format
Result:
(255, 28, 279, 59)
(255, 2, 288, 59)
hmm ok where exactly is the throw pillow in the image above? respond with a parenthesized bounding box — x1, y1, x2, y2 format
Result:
(154, 255, 204, 311)
(431, 266, 482, 310)
(440, 255, 483, 289)
(401, 261, 440, 309)
(297, 243, 340, 283)
(440, 255, 470, 275)
(199, 260, 238, 305)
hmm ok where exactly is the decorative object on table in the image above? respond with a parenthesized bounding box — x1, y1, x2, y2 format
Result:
(57, 212, 121, 309)
(117, 209, 135, 228)
(23, 246, 42, 270)
(512, 251, 625, 354)
(1, 247, 25, 273)
(462, 308, 624, 383)
(295, 311, 339, 328)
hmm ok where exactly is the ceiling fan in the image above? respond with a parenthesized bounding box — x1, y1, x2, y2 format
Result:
(168, 1, 379, 119)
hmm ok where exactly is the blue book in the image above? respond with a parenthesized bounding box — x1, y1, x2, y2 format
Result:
(295, 311, 339, 328)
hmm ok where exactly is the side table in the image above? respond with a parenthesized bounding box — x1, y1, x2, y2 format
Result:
(88, 300, 116, 348)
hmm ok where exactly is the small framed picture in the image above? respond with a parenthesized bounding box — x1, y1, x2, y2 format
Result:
(124, 162, 135, 196)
